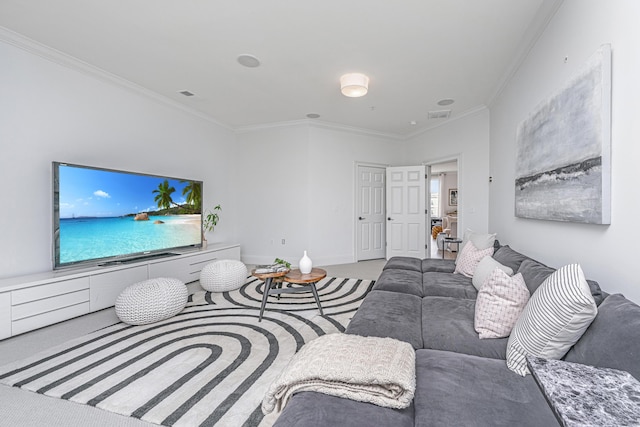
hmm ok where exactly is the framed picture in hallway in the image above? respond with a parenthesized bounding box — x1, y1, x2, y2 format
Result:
(514, 44, 611, 224)
(449, 189, 458, 206)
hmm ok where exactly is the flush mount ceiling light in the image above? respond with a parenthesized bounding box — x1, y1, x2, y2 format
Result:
(237, 54, 261, 68)
(340, 73, 369, 97)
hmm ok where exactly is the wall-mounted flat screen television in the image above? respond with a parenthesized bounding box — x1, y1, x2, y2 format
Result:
(53, 162, 203, 269)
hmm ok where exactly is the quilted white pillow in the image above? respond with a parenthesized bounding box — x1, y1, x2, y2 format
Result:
(474, 269, 530, 339)
(454, 241, 494, 278)
(472, 256, 514, 290)
(506, 264, 597, 376)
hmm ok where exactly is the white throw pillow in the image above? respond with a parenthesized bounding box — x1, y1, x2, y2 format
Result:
(472, 256, 514, 291)
(506, 264, 598, 376)
(454, 241, 494, 278)
(474, 269, 530, 339)
(456, 229, 497, 264)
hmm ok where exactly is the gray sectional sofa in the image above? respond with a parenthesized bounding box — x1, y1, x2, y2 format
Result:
(273, 243, 640, 426)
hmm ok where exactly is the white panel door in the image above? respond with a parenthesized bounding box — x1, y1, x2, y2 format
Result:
(386, 165, 426, 259)
(356, 166, 386, 260)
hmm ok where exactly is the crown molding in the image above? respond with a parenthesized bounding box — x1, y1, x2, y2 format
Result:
(235, 118, 404, 141)
(404, 105, 489, 140)
(0, 26, 233, 131)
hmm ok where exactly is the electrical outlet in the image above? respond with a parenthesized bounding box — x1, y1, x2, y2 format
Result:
(281, 239, 285, 245)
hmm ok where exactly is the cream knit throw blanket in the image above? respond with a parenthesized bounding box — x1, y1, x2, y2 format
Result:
(262, 333, 416, 414)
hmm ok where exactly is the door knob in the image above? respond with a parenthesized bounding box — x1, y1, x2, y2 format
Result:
(358, 216, 365, 220)
(387, 217, 393, 221)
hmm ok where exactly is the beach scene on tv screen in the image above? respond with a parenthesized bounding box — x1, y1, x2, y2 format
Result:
(57, 165, 202, 264)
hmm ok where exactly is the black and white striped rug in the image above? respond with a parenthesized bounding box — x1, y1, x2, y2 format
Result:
(0, 276, 374, 426)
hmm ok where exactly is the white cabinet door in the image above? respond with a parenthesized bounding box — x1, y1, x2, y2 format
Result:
(386, 166, 426, 259)
(90, 266, 147, 311)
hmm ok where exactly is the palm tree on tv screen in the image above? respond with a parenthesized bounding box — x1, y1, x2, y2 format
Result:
(153, 180, 176, 210)
(182, 181, 202, 212)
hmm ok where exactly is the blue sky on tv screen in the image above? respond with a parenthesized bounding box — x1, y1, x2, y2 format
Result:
(58, 165, 193, 219)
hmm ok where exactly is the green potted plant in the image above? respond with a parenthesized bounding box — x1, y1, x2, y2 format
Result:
(202, 204, 221, 248)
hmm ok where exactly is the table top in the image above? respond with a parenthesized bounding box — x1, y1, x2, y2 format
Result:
(251, 269, 289, 280)
(443, 237, 462, 242)
(285, 268, 327, 284)
(527, 356, 640, 427)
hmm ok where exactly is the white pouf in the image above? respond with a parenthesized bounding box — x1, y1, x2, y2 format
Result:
(200, 259, 248, 292)
(115, 277, 188, 325)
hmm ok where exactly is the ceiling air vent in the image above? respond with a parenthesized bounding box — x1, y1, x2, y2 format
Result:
(428, 110, 451, 119)
(178, 90, 196, 97)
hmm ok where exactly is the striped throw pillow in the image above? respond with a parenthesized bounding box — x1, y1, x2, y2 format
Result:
(506, 264, 597, 376)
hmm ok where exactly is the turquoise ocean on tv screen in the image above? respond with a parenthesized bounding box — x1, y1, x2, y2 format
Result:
(59, 215, 201, 264)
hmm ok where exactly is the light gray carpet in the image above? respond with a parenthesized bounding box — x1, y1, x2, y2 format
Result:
(0, 275, 375, 427)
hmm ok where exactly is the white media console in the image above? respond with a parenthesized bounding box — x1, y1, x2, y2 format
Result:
(0, 243, 240, 340)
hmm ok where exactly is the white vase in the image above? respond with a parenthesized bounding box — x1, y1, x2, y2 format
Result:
(299, 251, 312, 274)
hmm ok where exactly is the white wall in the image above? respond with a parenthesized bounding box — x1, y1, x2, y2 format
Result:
(489, 0, 640, 302)
(235, 124, 403, 266)
(405, 108, 492, 237)
(0, 39, 237, 278)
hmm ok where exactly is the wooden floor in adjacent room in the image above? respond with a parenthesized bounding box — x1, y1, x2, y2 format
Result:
(430, 237, 458, 260)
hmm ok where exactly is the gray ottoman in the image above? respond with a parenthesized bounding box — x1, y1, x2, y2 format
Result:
(115, 277, 188, 325)
(200, 259, 248, 292)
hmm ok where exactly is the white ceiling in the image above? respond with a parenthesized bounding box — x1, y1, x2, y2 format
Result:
(0, 0, 562, 138)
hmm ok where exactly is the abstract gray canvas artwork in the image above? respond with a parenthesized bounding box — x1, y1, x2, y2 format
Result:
(515, 45, 611, 224)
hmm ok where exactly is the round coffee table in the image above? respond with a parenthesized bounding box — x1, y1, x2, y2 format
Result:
(252, 269, 289, 322)
(254, 267, 326, 321)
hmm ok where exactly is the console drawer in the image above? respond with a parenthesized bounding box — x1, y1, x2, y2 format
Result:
(12, 289, 90, 321)
(12, 277, 90, 305)
(12, 302, 90, 335)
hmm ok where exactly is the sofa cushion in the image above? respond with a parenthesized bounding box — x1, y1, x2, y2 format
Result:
(421, 259, 456, 273)
(472, 256, 514, 291)
(474, 270, 530, 339)
(587, 280, 606, 306)
(422, 296, 508, 359)
(564, 294, 640, 380)
(383, 256, 423, 272)
(492, 245, 530, 272)
(422, 272, 477, 299)
(506, 264, 598, 376)
(372, 269, 423, 297)
(413, 349, 557, 427)
(517, 259, 606, 306)
(517, 258, 554, 295)
(454, 242, 494, 277)
(346, 290, 423, 349)
(273, 391, 414, 427)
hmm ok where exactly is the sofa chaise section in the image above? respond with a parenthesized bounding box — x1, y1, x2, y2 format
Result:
(414, 349, 557, 427)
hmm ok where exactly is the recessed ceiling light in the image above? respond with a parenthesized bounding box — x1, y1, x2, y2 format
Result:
(237, 54, 261, 68)
(409, 120, 417, 125)
(178, 90, 196, 97)
(306, 113, 320, 119)
(437, 98, 455, 106)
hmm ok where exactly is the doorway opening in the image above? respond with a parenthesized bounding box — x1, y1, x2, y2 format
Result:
(426, 159, 459, 259)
